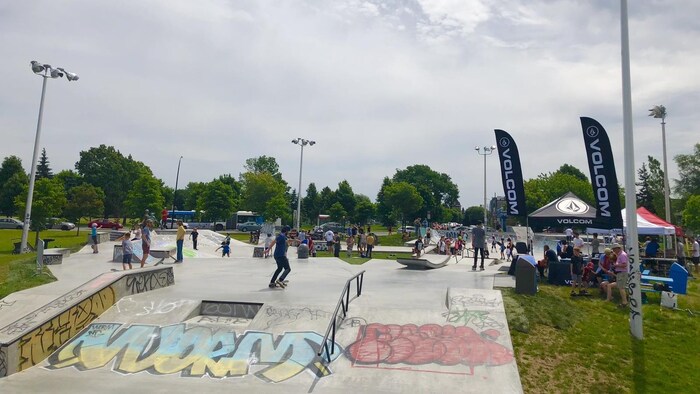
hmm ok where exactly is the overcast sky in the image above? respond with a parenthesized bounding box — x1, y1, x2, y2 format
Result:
(1, 0, 698, 209)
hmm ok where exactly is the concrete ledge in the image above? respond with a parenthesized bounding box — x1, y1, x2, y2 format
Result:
(0, 266, 174, 378)
(41, 253, 63, 265)
(43, 248, 70, 258)
(86, 232, 110, 244)
(150, 247, 176, 262)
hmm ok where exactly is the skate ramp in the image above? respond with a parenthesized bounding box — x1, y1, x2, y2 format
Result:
(396, 253, 451, 269)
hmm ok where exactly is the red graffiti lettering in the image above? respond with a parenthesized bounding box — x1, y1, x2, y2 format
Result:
(346, 323, 513, 371)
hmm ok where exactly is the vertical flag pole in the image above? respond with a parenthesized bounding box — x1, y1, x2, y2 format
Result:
(620, 0, 643, 339)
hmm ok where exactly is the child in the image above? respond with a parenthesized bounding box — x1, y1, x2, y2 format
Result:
(413, 238, 424, 257)
(346, 233, 355, 257)
(570, 247, 584, 295)
(582, 260, 595, 294)
(263, 233, 273, 258)
(215, 242, 231, 257)
(121, 232, 133, 270)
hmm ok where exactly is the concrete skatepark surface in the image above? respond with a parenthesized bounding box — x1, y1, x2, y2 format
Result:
(0, 230, 522, 393)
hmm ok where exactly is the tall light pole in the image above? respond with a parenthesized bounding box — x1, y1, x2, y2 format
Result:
(170, 156, 183, 229)
(292, 138, 315, 230)
(649, 105, 670, 222)
(475, 145, 496, 227)
(21, 61, 79, 253)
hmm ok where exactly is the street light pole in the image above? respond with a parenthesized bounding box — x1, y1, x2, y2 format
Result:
(21, 61, 78, 253)
(292, 138, 315, 230)
(649, 105, 670, 222)
(475, 145, 496, 227)
(170, 156, 183, 229)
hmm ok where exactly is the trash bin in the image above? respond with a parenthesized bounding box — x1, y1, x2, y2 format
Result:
(297, 243, 309, 259)
(515, 257, 537, 295)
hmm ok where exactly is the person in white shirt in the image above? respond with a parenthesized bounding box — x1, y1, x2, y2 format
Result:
(565, 228, 573, 242)
(691, 236, 700, 275)
(324, 230, 335, 251)
(572, 232, 584, 250)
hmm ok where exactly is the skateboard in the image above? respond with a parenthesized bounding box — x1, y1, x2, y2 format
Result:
(269, 280, 289, 289)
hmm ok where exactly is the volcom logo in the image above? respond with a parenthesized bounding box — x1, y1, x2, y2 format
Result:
(588, 138, 611, 217)
(555, 197, 590, 215)
(586, 126, 600, 138)
(500, 145, 518, 215)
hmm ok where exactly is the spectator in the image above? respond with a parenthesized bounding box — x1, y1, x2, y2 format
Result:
(324, 229, 335, 252)
(161, 207, 169, 229)
(366, 233, 375, 258)
(691, 236, 700, 275)
(189, 227, 199, 250)
(601, 253, 618, 296)
(565, 227, 573, 242)
(559, 240, 573, 259)
(346, 233, 355, 257)
(120, 232, 133, 270)
(644, 236, 660, 257)
(676, 237, 688, 276)
(572, 232, 584, 250)
(590, 233, 601, 255)
(139, 219, 153, 268)
(91, 223, 99, 253)
(570, 247, 585, 295)
(359, 229, 367, 258)
(595, 248, 614, 288)
(537, 245, 558, 279)
(438, 236, 446, 255)
(413, 238, 424, 257)
(333, 234, 341, 257)
(263, 233, 274, 258)
(609, 243, 629, 307)
(175, 220, 185, 263)
(471, 221, 486, 271)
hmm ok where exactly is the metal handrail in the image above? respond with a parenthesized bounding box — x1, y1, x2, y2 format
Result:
(317, 270, 365, 363)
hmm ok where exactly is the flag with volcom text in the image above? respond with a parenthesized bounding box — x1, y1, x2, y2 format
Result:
(494, 129, 526, 216)
(580, 117, 623, 229)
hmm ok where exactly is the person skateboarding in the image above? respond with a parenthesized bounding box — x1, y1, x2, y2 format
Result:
(266, 226, 292, 288)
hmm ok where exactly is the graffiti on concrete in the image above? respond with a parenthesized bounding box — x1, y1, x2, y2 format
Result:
(448, 294, 502, 308)
(346, 323, 513, 374)
(17, 286, 116, 371)
(200, 302, 261, 319)
(0, 300, 16, 311)
(194, 316, 251, 326)
(263, 306, 332, 329)
(442, 309, 504, 329)
(125, 269, 174, 294)
(47, 323, 342, 383)
(0, 347, 7, 377)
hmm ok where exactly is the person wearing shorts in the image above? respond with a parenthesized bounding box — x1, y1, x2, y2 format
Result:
(570, 247, 585, 295)
(121, 232, 133, 270)
(140, 219, 153, 268)
(610, 243, 629, 307)
(324, 229, 335, 250)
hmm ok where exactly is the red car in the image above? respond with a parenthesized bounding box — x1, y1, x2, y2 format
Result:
(88, 219, 123, 229)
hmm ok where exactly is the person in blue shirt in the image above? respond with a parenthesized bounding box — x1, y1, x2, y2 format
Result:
(266, 226, 292, 288)
(644, 237, 660, 258)
(91, 223, 99, 253)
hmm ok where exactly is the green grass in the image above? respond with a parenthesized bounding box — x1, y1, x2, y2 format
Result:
(0, 229, 88, 299)
(502, 280, 700, 393)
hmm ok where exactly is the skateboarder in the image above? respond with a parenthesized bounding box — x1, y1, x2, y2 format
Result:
(266, 226, 292, 288)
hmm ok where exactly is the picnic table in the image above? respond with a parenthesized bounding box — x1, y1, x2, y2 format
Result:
(643, 257, 678, 276)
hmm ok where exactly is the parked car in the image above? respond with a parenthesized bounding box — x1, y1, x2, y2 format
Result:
(236, 221, 261, 232)
(49, 218, 76, 231)
(399, 225, 415, 233)
(87, 219, 123, 229)
(0, 217, 23, 229)
(320, 222, 345, 234)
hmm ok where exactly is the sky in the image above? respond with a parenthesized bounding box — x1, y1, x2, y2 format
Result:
(1, 0, 698, 209)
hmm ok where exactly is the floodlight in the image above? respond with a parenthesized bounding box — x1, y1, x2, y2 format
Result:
(491, 145, 496, 150)
(50, 69, 63, 78)
(58, 68, 79, 81)
(30, 61, 44, 74)
(309, 141, 316, 146)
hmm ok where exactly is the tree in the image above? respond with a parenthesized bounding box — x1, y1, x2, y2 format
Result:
(0, 172, 28, 216)
(302, 183, 321, 224)
(335, 180, 357, 219)
(392, 165, 459, 223)
(240, 172, 288, 222)
(354, 196, 376, 225)
(0, 155, 25, 186)
(383, 181, 423, 225)
(636, 163, 655, 213)
(681, 194, 700, 233)
(646, 156, 666, 215)
(123, 174, 165, 220)
(76, 145, 153, 218)
(0, 156, 27, 216)
(243, 156, 283, 181)
(14, 178, 67, 245)
(54, 170, 84, 193)
(319, 186, 336, 214)
(64, 184, 105, 235)
(523, 172, 595, 215)
(36, 148, 53, 179)
(328, 202, 348, 223)
(375, 177, 395, 226)
(200, 180, 236, 221)
(184, 182, 206, 211)
(557, 164, 588, 182)
(674, 143, 700, 198)
(463, 206, 485, 225)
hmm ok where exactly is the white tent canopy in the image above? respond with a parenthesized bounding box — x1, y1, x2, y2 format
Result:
(586, 208, 675, 235)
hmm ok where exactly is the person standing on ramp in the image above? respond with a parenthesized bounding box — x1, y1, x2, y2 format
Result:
(267, 226, 292, 288)
(471, 221, 486, 271)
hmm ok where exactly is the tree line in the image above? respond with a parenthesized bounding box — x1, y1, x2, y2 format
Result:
(1, 142, 698, 233)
